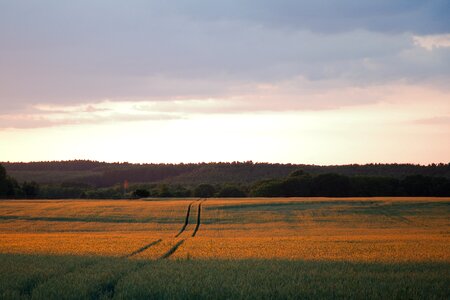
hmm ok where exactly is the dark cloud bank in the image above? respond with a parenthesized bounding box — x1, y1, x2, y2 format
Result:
(0, 0, 449, 113)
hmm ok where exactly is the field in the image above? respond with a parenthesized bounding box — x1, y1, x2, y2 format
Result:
(0, 198, 449, 299)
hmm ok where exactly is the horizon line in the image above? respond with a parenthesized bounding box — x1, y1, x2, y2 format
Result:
(1, 160, 449, 167)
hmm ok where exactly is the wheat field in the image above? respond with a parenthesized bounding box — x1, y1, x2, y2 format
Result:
(0, 198, 449, 261)
(0, 198, 449, 299)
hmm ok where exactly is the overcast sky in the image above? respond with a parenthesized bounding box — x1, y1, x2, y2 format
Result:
(1, 1, 449, 164)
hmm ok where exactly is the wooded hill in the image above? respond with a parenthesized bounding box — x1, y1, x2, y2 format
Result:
(2, 161, 450, 187)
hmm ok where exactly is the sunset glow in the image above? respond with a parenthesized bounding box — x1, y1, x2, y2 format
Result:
(0, 1, 449, 164)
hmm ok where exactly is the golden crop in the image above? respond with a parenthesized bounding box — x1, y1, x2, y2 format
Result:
(0, 199, 191, 221)
(170, 235, 449, 262)
(0, 198, 448, 262)
(0, 232, 162, 257)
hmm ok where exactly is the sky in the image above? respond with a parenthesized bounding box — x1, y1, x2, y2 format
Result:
(0, 0, 449, 164)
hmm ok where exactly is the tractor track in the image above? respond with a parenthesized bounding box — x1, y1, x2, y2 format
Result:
(159, 239, 185, 259)
(26, 199, 207, 297)
(124, 239, 162, 258)
(175, 199, 201, 237)
(160, 198, 206, 259)
(192, 199, 205, 237)
(126, 199, 206, 260)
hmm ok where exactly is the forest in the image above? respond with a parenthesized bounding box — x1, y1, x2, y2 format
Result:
(3, 160, 450, 185)
(1, 161, 449, 199)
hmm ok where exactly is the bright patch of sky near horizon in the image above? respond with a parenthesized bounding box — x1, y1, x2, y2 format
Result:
(0, 1, 449, 164)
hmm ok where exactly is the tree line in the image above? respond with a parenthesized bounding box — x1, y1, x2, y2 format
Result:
(131, 170, 450, 198)
(0, 164, 39, 198)
(250, 170, 450, 197)
(2, 161, 450, 188)
(1, 163, 449, 199)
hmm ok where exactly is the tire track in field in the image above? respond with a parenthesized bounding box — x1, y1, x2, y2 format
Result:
(124, 239, 162, 258)
(159, 239, 185, 259)
(126, 199, 205, 260)
(192, 199, 206, 237)
(160, 199, 206, 259)
(175, 199, 200, 237)
(30, 238, 162, 297)
(26, 199, 204, 297)
(125, 199, 199, 259)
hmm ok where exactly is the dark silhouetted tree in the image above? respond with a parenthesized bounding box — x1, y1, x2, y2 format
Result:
(430, 177, 450, 196)
(0, 164, 7, 198)
(312, 173, 351, 197)
(218, 185, 246, 197)
(280, 175, 313, 197)
(194, 184, 215, 198)
(401, 175, 431, 196)
(250, 180, 283, 197)
(2, 164, 36, 198)
(172, 185, 192, 197)
(350, 176, 399, 196)
(133, 189, 150, 198)
(22, 181, 39, 198)
(157, 185, 173, 197)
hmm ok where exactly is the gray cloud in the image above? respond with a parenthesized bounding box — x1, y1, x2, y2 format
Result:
(0, 1, 449, 113)
(0, 110, 183, 129)
(164, 0, 450, 34)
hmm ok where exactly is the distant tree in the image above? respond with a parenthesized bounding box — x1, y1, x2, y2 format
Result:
(133, 189, 150, 198)
(401, 175, 431, 196)
(7, 177, 22, 197)
(0, 164, 16, 198)
(172, 185, 192, 197)
(350, 176, 399, 197)
(0, 164, 6, 179)
(280, 175, 313, 197)
(0, 164, 7, 198)
(430, 177, 450, 196)
(37, 184, 89, 199)
(312, 173, 350, 197)
(157, 185, 173, 197)
(218, 185, 247, 197)
(193, 184, 215, 198)
(22, 181, 39, 198)
(250, 180, 283, 197)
